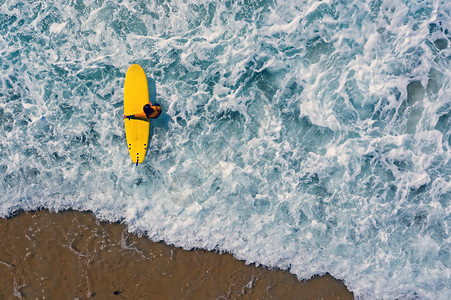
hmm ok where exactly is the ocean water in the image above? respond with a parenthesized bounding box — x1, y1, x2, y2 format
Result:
(0, 0, 450, 298)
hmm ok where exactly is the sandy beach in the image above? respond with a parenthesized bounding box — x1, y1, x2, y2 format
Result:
(0, 210, 353, 299)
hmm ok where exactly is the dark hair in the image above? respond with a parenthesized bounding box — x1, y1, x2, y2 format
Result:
(143, 104, 154, 117)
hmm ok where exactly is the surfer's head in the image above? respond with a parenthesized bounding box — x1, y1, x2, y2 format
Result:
(143, 104, 155, 118)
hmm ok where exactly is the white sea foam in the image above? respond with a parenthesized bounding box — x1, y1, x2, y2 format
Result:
(49, 22, 66, 34)
(0, 0, 450, 298)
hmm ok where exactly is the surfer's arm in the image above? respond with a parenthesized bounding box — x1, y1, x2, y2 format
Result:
(124, 112, 148, 119)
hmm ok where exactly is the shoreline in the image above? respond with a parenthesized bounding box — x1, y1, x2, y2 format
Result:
(0, 210, 353, 299)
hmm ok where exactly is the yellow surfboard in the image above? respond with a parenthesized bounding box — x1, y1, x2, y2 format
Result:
(124, 64, 149, 165)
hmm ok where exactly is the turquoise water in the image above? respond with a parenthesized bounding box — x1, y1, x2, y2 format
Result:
(1, 0, 450, 298)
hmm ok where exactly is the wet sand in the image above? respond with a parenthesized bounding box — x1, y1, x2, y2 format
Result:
(0, 210, 353, 299)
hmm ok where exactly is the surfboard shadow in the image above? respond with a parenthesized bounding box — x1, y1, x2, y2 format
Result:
(147, 75, 170, 131)
(148, 76, 157, 102)
(147, 76, 170, 148)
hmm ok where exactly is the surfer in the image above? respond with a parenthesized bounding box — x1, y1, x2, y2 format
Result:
(124, 102, 162, 120)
